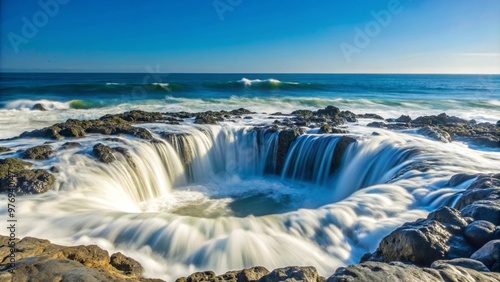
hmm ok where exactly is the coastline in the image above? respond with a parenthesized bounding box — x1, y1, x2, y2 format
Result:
(0, 106, 499, 281)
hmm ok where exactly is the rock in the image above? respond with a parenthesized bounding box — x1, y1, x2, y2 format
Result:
(234, 266, 270, 282)
(0, 158, 54, 195)
(292, 110, 314, 119)
(231, 108, 255, 115)
(464, 220, 496, 248)
(417, 126, 451, 143)
(0, 235, 159, 281)
(426, 206, 468, 233)
(469, 135, 500, 148)
(367, 122, 386, 128)
(331, 136, 356, 173)
(396, 115, 412, 123)
(110, 252, 144, 277)
(470, 240, 500, 272)
(431, 258, 491, 272)
(372, 217, 475, 266)
(412, 113, 468, 126)
(22, 145, 54, 160)
(179, 270, 216, 282)
(276, 128, 305, 174)
(0, 147, 11, 153)
(357, 113, 384, 120)
(195, 111, 224, 124)
(32, 103, 47, 111)
(339, 111, 357, 122)
(316, 106, 340, 118)
(61, 142, 82, 149)
(93, 143, 116, 163)
(59, 125, 86, 137)
(326, 261, 500, 282)
(258, 266, 320, 282)
(50, 166, 59, 173)
(461, 200, 500, 225)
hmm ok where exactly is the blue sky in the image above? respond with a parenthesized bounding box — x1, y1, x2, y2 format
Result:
(1, 0, 499, 73)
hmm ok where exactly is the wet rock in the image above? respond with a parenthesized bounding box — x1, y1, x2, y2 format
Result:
(426, 206, 468, 232)
(371, 217, 475, 266)
(461, 200, 500, 225)
(195, 111, 224, 125)
(367, 121, 386, 128)
(0, 158, 54, 195)
(339, 110, 357, 122)
(276, 128, 305, 174)
(257, 266, 320, 282)
(357, 113, 384, 120)
(32, 103, 47, 111)
(61, 142, 81, 149)
(448, 173, 477, 187)
(50, 166, 59, 173)
(22, 145, 54, 160)
(0, 147, 11, 153)
(430, 258, 490, 272)
(0, 235, 159, 281)
(292, 109, 314, 119)
(464, 220, 496, 248)
(93, 143, 115, 163)
(331, 136, 356, 173)
(231, 108, 255, 115)
(326, 261, 500, 282)
(179, 270, 216, 282)
(318, 124, 348, 134)
(234, 266, 270, 282)
(110, 252, 144, 277)
(468, 135, 500, 148)
(417, 126, 452, 143)
(59, 125, 85, 137)
(316, 105, 340, 118)
(412, 113, 468, 126)
(396, 115, 412, 123)
(470, 240, 500, 272)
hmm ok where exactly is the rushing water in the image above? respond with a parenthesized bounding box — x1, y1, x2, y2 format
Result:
(0, 73, 499, 280)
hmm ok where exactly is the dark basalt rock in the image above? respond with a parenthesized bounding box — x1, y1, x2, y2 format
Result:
(318, 124, 348, 134)
(195, 111, 224, 125)
(276, 127, 306, 174)
(470, 240, 500, 272)
(464, 220, 496, 248)
(0, 158, 54, 195)
(230, 108, 255, 115)
(22, 145, 54, 160)
(357, 113, 384, 120)
(326, 261, 500, 282)
(430, 258, 490, 272)
(0, 147, 11, 153)
(32, 103, 47, 111)
(291, 109, 314, 119)
(61, 142, 82, 149)
(93, 143, 115, 163)
(460, 200, 500, 225)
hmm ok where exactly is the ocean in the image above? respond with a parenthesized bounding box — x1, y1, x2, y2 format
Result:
(0, 73, 499, 280)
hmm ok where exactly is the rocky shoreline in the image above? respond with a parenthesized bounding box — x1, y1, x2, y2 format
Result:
(0, 106, 499, 281)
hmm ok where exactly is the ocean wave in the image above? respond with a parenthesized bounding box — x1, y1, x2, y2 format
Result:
(3, 99, 71, 111)
(204, 78, 325, 91)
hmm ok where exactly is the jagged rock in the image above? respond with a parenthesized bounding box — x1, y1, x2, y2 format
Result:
(0, 235, 160, 281)
(61, 142, 81, 149)
(110, 252, 144, 277)
(93, 143, 115, 163)
(371, 216, 475, 266)
(59, 125, 85, 137)
(339, 111, 357, 122)
(426, 206, 467, 233)
(464, 220, 496, 248)
(233, 266, 270, 282)
(0, 158, 54, 195)
(50, 166, 59, 173)
(231, 108, 255, 115)
(417, 126, 451, 143)
(430, 258, 490, 272)
(316, 106, 340, 118)
(326, 261, 500, 282)
(22, 145, 54, 160)
(257, 266, 320, 282)
(331, 136, 356, 173)
(176, 270, 216, 282)
(367, 121, 385, 128)
(276, 128, 305, 174)
(412, 113, 468, 126)
(357, 113, 384, 120)
(0, 147, 11, 153)
(32, 103, 47, 111)
(470, 240, 500, 272)
(460, 200, 500, 225)
(195, 112, 223, 124)
(396, 115, 412, 123)
(292, 110, 314, 119)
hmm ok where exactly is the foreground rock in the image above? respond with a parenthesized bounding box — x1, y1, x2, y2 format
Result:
(0, 235, 162, 282)
(0, 158, 54, 195)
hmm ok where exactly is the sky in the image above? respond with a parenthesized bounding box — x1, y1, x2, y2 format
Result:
(0, 0, 499, 73)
